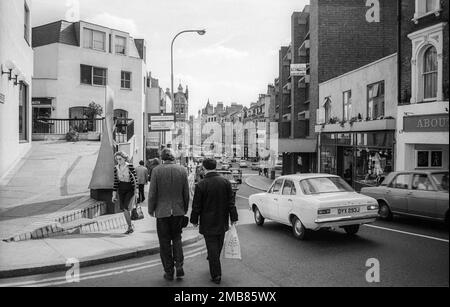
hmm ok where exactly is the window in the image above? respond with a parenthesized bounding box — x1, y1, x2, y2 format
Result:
(299, 177, 354, 195)
(413, 0, 441, 22)
(69, 107, 89, 119)
(83, 28, 106, 51)
(412, 174, 434, 191)
(389, 174, 410, 189)
(431, 172, 449, 192)
(324, 97, 331, 123)
(423, 46, 438, 100)
(282, 180, 296, 195)
(80, 65, 107, 86)
(343, 91, 351, 121)
(426, 0, 438, 12)
(115, 36, 126, 55)
(121, 71, 131, 89)
(24, 2, 30, 44)
(367, 81, 385, 119)
(270, 179, 284, 194)
(417, 150, 443, 168)
(19, 83, 28, 141)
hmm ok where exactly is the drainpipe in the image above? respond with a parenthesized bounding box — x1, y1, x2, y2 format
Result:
(397, 0, 402, 105)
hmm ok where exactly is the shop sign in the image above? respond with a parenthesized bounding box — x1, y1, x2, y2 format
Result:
(148, 113, 175, 132)
(403, 114, 449, 132)
(290, 64, 307, 77)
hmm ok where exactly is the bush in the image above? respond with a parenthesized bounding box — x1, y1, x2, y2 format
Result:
(66, 129, 80, 142)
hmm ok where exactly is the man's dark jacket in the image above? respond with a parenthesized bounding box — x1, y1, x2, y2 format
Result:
(148, 161, 189, 218)
(190, 172, 238, 235)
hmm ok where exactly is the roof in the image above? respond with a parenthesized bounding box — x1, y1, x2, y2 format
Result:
(277, 173, 340, 180)
(32, 21, 80, 48)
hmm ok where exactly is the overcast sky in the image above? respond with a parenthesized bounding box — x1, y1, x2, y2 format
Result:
(31, 0, 308, 115)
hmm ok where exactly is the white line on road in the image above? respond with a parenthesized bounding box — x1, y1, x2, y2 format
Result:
(236, 195, 248, 200)
(0, 246, 207, 287)
(363, 224, 449, 243)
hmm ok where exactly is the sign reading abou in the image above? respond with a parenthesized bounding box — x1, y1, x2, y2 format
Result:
(403, 113, 449, 132)
(290, 64, 307, 77)
(148, 113, 175, 132)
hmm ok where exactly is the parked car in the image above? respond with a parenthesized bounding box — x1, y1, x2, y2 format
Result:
(230, 168, 243, 184)
(221, 163, 231, 170)
(251, 162, 260, 170)
(239, 161, 248, 168)
(216, 170, 240, 197)
(248, 174, 379, 240)
(360, 170, 449, 224)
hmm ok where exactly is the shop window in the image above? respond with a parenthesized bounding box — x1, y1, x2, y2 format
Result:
(367, 81, 385, 119)
(343, 91, 352, 121)
(423, 46, 438, 100)
(355, 149, 393, 188)
(416, 150, 442, 168)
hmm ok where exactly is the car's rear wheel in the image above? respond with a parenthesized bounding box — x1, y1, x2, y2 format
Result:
(291, 216, 306, 240)
(253, 206, 265, 226)
(343, 225, 360, 235)
(378, 200, 393, 221)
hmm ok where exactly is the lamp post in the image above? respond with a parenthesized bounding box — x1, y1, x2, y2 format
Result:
(170, 29, 206, 112)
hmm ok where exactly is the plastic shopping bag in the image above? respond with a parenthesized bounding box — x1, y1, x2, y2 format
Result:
(223, 224, 241, 260)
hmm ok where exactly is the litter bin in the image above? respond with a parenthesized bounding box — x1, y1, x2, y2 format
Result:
(270, 169, 276, 180)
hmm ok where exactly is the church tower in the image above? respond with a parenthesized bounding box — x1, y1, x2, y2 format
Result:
(174, 83, 189, 122)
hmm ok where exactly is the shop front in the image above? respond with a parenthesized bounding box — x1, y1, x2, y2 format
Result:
(319, 131, 395, 191)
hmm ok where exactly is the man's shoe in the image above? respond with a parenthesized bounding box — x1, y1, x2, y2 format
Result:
(211, 276, 221, 284)
(164, 273, 174, 281)
(176, 268, 185, 279)
(124, 227, 134, 235)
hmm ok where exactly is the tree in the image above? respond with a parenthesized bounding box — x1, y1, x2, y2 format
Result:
(85, 102, 103, 131)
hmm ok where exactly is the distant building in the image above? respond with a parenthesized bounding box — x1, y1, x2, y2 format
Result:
(174, 84, 188, 122)
(0, 0, 34, 177)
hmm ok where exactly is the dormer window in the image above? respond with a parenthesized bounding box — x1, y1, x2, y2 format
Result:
(115, 36, 126, 55)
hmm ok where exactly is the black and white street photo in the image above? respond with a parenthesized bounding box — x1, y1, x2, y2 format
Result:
(0, 0, 448, 292)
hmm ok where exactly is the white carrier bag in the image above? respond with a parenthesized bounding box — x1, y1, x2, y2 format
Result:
(223, 224, 242, 260)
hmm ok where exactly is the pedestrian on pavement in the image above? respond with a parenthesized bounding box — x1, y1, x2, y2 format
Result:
(190, 158, 239, 285)
(148, 148, 190, 281)
(135, 160, 149, 203)
(112, 151, 138, 235)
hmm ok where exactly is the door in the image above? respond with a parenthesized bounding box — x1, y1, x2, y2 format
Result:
(265, 178, 284, 219)
(385, 173, 410, 213)
(278, 179, 296, 224)
(408, 173, 437, 218)
(32, 106, 52, 133)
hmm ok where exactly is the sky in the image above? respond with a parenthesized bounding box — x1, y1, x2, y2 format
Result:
(31, 0, 309, 116)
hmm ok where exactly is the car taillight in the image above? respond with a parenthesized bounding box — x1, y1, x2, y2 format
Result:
(367, 205, 379, 211)
(318, 209, 331, 215)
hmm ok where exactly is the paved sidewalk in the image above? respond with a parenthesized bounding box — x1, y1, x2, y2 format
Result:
(245, 174, 275, 191)
(0, 207, 202, 278)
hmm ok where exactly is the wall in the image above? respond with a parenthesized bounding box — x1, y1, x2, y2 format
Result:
(319, 54, 397, 121)
(0, 0, 34, 178)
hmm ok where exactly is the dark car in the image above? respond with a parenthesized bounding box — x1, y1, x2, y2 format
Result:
(230, 168, 242, 184)
(360, 170, 449, 224)
(215, 170, 239, 196)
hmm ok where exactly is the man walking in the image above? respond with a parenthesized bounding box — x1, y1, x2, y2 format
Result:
(190, 158, 238, 284)
(148, 148, 190, 281)
(135, 160, 149, 203)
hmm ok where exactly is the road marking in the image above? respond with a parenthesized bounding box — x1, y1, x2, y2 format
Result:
(0, 246, 206, 287)
(363, 224, 449, 243)
(236, 195, 248, 200)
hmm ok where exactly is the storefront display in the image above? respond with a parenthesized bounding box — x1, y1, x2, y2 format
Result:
(319, 131, 395, 191)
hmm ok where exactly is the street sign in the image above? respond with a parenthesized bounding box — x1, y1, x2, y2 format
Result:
(290, 63, 307, 77)
(148, 113, 175, 132)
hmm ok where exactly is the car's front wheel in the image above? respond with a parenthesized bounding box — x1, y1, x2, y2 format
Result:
(253, 206, 265, 226)
(378, 200, 393, 221)
(291, 216, 306, 240)
(343, 225, 360, 235)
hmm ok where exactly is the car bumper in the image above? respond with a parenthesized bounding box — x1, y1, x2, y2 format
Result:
(312, 214, 378, 229)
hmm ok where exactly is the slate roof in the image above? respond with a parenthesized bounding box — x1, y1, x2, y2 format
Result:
(32, 21, 80, 48)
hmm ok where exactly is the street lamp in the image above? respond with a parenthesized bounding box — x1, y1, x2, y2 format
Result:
(170, 29, 206, 112)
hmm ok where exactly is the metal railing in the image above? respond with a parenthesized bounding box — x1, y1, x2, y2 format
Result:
(32, 118, 104, 135)
(114, 118, 134, 143)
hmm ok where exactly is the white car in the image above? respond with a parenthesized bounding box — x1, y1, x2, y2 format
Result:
(248, 174, 379, 240)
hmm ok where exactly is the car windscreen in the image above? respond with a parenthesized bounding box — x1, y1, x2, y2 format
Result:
(431, 172, 449, 192)
(299, 177, 355, 195)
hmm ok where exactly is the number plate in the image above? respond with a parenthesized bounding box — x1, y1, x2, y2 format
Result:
(337, 207, 360, 215)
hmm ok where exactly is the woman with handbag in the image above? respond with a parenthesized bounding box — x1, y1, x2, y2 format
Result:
(112, 151, 139, 235)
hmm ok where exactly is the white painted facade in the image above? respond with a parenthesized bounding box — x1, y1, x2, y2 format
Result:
(32, 21, 146, 162)
(317, 54, 398, 124)
(0, 0, 34, 178)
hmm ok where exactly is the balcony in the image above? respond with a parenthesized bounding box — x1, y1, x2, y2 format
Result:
(298, 39, 310, 57)
(315, 118, 396, 133)
(32, 118, 104, 141)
